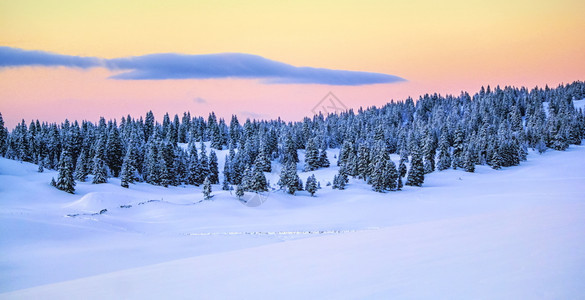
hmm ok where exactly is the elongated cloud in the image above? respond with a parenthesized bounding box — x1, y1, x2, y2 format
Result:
(0, 47, 101, 68)
(0, 47, 405, 85)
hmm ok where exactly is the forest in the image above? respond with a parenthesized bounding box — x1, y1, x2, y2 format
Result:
(0, 81, 584, 195)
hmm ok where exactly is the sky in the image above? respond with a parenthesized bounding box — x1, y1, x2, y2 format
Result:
(1, 0, 584, 128)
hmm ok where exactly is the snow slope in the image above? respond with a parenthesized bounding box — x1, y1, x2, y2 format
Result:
(1, 145, 585, 299)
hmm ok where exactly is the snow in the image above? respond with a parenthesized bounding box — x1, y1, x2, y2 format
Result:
(1, 145, 585, 299)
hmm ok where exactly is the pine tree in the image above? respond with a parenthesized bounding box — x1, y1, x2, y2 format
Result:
(208, 150, 219, 184)
(235, 184, 244, 199)
(306, 174, 317, 196)
(92, 136, 108, 184)
(464, 148, 475, 173)
(249, 166, 268, 192)
(56, 149, 76, 193)
(199, 142, 210, 182)
(222, 176, 230, 191)
(423, 128, 436, 174)
(406, 141, 424, 187)
(74, 149, 88, 182)
(386, 160, 399, 191)
(437, 128, 451, 171)
(157, 150, 170, 187)
(451, 125, 465, 169)
(92, 158, 108, 184)
(255, 146, 272, 172)
(106, 126, 124, 177)
(304, 138, 319, 171)
(187, 153, 201, 185)
(491, 147, 503, 170)
(203, 176, 212, 200)
(37, 155, 44, 173)
(0, 112, 7, 156)
(318, 147, 330, 168)
(120, 148, 136, 188)
(370, 161, 386, 192)
(278, 161, 299, 195)
(356, 143, 371, 180)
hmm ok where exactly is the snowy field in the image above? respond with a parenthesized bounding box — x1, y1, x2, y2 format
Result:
(1, 143, 585, 299)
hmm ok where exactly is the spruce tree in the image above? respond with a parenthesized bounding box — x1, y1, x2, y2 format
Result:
(0, 112, 7, 156)
(203, 176, 212, 200)
(306, 174, 317, 196)
(120, 148, 136, 188)
(318, 147, 330, 168)
(406, 141, 424, 187)
(74, 149, 88, 182)
(38, 155, 44, 173)
(235, 184, 244, 199)
(356, 143, 371, 180)
(278, 161, 299, 195)
(370, 160, 386, 192)
(199, 142, 210, 182)
(92, 158, 108, 184)
(187, 153, 201, 185)
(464, 148, 475, 173)
(304, 138, 319, 171)
(56, 150, 76, 193)
(209, 150, 219, 184)
(437, 128, 451, 171)
(106, 126, 124, 177)
(249, 167, 268, 192)
(222, 175, 230, 191)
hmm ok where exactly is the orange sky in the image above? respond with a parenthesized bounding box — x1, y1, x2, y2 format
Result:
(1, 0, 584, 128)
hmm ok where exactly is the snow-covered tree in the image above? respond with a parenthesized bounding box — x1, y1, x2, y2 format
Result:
(203, 176, 212, 200)
(306, 174, 317, 196)
(56, 149, 76, 193)
(278, 161, 299, 195)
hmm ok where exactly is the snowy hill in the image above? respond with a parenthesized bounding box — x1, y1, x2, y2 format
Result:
(1, 144, 585, 299)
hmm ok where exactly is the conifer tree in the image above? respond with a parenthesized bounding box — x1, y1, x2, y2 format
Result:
(106, 126, 124, 177)
(209, 150, 219, 184)
(222, 175, 230, 191)
(199, 142, 210, 182)
(304, 138, 319, 171)
(92, 158, 108, 184)
(437, 128, 451, 171)
(318, 146, 330, 168)
(306, 174, 318, 196)
(278, 161, 299, 195)
(249, 166, 268, 192)
(423, 128, 436, 174)
(464, 148, 476, 173)
(203, 176, 212, 200)
(56, 149, 76, 193)
(120, 148, 136, 188)
(491, 147, 503, 170)
(38, 155, 44, 173)
(235, 184, 244, 199)
(406, 141, 425, 187)
(74, 149, 88, 182)
(356, 143, 371, 180)
(0, 112, 7, 156)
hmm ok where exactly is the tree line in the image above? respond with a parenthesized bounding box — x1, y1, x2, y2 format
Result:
(0, 81, 584, 197)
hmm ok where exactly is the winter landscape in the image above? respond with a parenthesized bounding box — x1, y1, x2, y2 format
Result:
(2, 1, 585, 299)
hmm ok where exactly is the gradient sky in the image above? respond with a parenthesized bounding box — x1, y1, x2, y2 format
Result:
(1, 0, 584, 128)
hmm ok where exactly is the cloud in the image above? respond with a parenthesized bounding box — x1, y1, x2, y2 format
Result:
(239, 110, 269, 119)
(0, 46, 101, 68)
(193, 97, 207, 104)
(0, 47, 405, 86)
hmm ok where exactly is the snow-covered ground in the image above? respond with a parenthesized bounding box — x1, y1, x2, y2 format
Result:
(1, 144, 585, 299)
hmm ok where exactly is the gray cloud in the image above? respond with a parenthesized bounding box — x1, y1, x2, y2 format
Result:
(0, 47, 406, 86)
